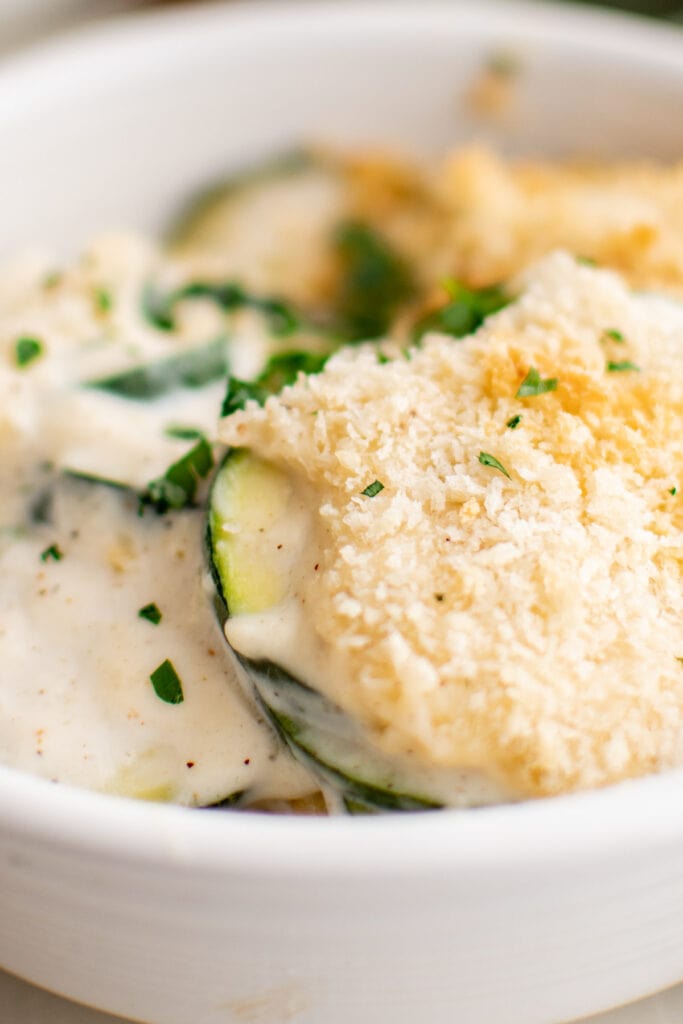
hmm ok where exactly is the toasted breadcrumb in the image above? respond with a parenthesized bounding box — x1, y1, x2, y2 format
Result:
(220, 253, 683, 798)
(436, 146, 683, 292)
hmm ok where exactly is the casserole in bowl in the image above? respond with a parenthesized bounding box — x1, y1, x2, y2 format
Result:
(1, 2, 683, 1022)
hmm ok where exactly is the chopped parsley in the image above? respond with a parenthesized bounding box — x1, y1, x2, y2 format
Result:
(139, 603, 162, 625)
(516, 367, 558, 398)
(15, 336, 44, 368)
(221, 350, 328, 416)
(506, 414, 522, 430)
(607, 360, 640, 373)
(150, 659, 184, 705)
(670, 487, 678, 496)
(361, 480, 385, 497)
(478, 451, 511, 479)
(94, 287, 113, 314)
(602, 327, 624, 344)
(40, 543, 63, 563)
(42, 271, 62, 289)
(413, 280, 508, 342)
(164, 425, 205, 441)
(331, 221, 415, 341)
(143, 281, 299, 337)
(139, 437, 214, 514)
(221, 377, 268, 417)
(576, 255, 597, 267)
(257, 351, 329, 393)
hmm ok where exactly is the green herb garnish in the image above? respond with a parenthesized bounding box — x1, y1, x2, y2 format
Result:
(87, 337, 229, 400)
(516, 367, 558, 398)
(607, 360, 640, 373)
(413, 280, 508, 342)
(42, 271, 62, 289)
(257, 351, 329, 392)
(94, 287, 113, 314)
(143, 281, 299, 337)
(139, 438, 214, 514)
(506, 414, 522, 429)
(361, 480, 385, 497)
(40, 543, 63, 563)
(221, 377, 269, 417)
(669, 487, 678, 496)
(331, 221, 415, 341)
(139, 603, 162, 625)
(221, 350, 328, 416)
(602, 327, 624, 343)
(15, 336, 43, 368)
(478, 452, 511, 479)
(164, 425, 205, 441)
(150, 659, 184, 704)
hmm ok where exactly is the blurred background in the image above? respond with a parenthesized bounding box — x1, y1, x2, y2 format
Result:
(1, 0, 682, 57)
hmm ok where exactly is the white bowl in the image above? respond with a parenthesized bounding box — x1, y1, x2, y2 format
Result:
(1, 3, 683, 1023)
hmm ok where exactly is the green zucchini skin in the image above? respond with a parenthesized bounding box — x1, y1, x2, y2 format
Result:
(206, 451, 442, 814)
(237, 658, 440, 813)
(85, 337, 229, 400)
(166, 149, 315, 249)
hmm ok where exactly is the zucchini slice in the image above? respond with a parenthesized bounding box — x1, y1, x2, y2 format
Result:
(207, 449, 444, 813)
(86, 337, 229, 400)
(167, 149, 316, 250)
(166, 150, 347, 311)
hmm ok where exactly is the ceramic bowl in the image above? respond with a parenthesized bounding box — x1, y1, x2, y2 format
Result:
(1, 3, 683, 1023)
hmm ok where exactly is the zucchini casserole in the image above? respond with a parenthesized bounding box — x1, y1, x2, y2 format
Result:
(2, 146, 683, 812)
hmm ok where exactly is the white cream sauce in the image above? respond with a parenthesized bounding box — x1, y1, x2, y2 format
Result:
(223, 475, 513, 808)
(0, 234, 316, 806)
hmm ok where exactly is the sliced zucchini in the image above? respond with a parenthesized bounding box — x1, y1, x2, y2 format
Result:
(166, 149, 348, 311)
(86, 337, 229, 400)
(209, 449, 293, 615)
(207, 450, 444, 813)
(167, 149, 315, 250)
(238, 659, 441, 813)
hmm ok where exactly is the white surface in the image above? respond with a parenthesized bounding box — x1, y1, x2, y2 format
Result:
(1, 4, 683, 1024)
(1, 968, 683, 1024)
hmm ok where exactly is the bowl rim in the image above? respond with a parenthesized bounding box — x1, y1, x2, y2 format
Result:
(1, 0, 683, 881)
(1, 0, 683, 121)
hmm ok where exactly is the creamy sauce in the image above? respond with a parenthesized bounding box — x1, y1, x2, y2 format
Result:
(0, 235, 315, 805)
(223, 473, 513, 808)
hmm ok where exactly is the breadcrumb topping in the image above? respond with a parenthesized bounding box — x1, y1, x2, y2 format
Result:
(220, 253, 683, 797)
(436, 147, 683, 292)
